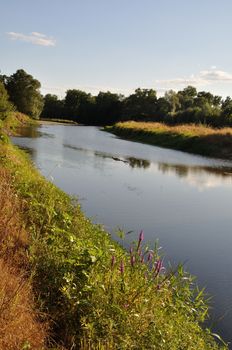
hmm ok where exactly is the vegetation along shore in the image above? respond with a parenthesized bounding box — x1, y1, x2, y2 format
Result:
(0, 76, 229, 348)
(105, 121, 232, 160)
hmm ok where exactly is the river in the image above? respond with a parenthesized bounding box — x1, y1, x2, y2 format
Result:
(12, 123, 232, 344)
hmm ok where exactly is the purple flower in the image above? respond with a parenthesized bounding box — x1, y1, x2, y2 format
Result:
(147, 252, 153, 262)
(137, 230, 144, 251)
(154, 259, 162, 276)
(139, 230, 144, 242)
(129, 246, 133, 255)
(130, 255, 136, 267)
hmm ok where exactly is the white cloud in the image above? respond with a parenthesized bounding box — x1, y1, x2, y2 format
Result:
(7, 31, 56, 47)
(199, 69, 232, 81)
(155, 68, 232, 90)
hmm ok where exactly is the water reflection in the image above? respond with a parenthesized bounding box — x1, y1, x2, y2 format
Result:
(64, 143, 151, 169)
(16, 145, 37, 158)
(125, 157, 150, 169)
(158, 162, 232, 190)
(63, 142, 232, 186)
(15, 126, 54, 138)
(158, 162, 232, 178)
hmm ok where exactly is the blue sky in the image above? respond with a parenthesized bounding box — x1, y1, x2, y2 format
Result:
(1, 0, 232, 97)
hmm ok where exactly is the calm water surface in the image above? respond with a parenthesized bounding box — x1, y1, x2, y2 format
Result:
(12, 124, 232, 344)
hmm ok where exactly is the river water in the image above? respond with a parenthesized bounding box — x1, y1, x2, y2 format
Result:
(12, 124, 232, 344)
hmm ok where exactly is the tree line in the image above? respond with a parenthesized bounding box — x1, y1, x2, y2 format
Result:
(1, 69, 232, 127)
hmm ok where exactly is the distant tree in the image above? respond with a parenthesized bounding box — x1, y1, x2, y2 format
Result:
(123, 88, 157, 120)
(41, 94, 64, 119)
(164, 90, 180, 114)
(95, 91, 123, 125)
(222, 96, 232, 115)
(37, 81, 231, 127)
(4, 69, 43, 119)
(177, 86, 197, 110)
(221, 96, 232, 126)
(64, 89, 95, 122)
(156, 97, 171, 117)
(0, 81, 13, 119)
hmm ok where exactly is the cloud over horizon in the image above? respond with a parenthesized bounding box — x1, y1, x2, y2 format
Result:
(155, 68, 232, 90)
(7, 31, 56, 47)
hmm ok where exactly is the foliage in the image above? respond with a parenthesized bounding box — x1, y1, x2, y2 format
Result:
(0, 134, 227, 349)
(123, 88, 157, 120)
(40, 84, 232, 127)
(0, 81, 14, 120)
(3, 69, 44, 119)
(40, 94, 64, 120)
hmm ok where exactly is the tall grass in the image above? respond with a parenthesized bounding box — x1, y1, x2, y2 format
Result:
(106, 121, 232, 160)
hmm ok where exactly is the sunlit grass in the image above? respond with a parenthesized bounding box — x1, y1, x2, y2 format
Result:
(111, 121, 232, 136)
(106, 121, 232, 160)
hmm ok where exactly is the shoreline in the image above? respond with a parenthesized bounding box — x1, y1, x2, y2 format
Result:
(105, 121, 232, 161)
(39, 118, 78, 125)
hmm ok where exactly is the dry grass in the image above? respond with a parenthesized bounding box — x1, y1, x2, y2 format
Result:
(107, 121, 232, 159)
(0, 259, 46, 350)
(115, 121, 232, 137)
(0, 168, 47, 349)
(0, 168, 28, 267)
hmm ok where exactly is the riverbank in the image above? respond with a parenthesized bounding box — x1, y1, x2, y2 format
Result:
(105, 121, 232, 160)
(39, 118, 78, 125)
(0, 114, 227, 349)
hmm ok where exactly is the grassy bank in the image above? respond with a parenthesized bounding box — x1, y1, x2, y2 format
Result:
(0, 115, 228, 349)
(106, 121, 232, 160)
(39, 118, 78, 125)
(0, 111, 36, 135)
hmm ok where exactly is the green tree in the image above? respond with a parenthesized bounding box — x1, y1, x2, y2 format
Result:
(41, 94, 64, 119)
(64, 89, 95, 122)
(221, 97, 232, 121)
(95, 91, 123, 124)
(123, 88, 157, 119)
(0, 81, 13, 119)
(164, 90, 180, 114)
(4, 69, 44, 119)
(178, 86, 197, 110)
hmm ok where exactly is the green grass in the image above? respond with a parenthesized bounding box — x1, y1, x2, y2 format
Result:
(0, 117, 228, 349)
(105, 121, 232, 160)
